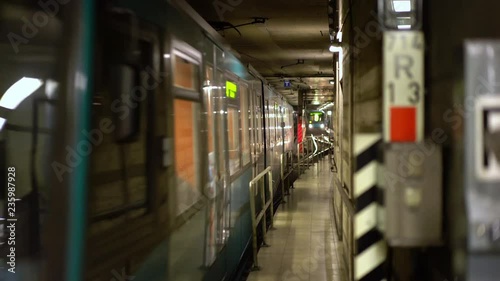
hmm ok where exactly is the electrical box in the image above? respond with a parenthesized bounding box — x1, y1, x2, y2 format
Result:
(384, 142, 442, 246)
(465, 41, 500, 279)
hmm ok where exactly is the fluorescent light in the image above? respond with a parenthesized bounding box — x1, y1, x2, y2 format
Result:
(398, 24, 411, 29)
(0, 77, 43, 110)
(0, 118, 6, 131)
(329, 45, 342, 53)
(393, 0, 411, 12)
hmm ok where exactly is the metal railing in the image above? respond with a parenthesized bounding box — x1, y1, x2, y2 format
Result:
(295, 136, 333, 175)
(249, 166, 274, 270)
(280, 150, 296, 203)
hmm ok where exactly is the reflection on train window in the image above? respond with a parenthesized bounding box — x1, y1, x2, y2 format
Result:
(0, 2, 62, 274)
(204, 65, 218, 198)
(173, 52, 198, 91)
(203, 65, 218, 265)
(216, 71, 226, 178)
(205, 66, 214, 156)
(255, 95, 263, 153)
(88, 85, 149, 230)
(276, 105, 281, 144)
(227, 107, 241, 175)
(270, 103, 276, 147)
(174, 99, 202, 215)
(265, 100, 270, 148)
(240, 85, 250, 165)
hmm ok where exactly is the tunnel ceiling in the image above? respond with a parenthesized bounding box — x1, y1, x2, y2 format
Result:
(186, 0, 335, 106)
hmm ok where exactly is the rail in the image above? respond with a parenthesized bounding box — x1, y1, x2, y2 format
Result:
(295, 135, 333, 174)
(249, 166, 274, 270)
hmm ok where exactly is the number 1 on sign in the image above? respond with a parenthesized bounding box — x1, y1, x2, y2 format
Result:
(389, 83, 395, 103)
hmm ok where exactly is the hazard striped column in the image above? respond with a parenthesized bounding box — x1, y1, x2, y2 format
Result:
(297, 116, 304, 152)
(353, 133, 386, 281)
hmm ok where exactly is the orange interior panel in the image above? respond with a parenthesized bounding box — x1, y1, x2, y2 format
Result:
(174, 99, 196, 188)
(174, 55, 195, 90)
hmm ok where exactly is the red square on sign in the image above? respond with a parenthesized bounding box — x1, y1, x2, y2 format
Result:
(390, 107, 416, 142)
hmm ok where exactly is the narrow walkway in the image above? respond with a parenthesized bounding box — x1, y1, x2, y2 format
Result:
(246, 159, 345, 281)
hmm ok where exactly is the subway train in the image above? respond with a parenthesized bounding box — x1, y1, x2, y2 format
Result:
(0, 0, 294, 280)
(305, 110, 331, 136)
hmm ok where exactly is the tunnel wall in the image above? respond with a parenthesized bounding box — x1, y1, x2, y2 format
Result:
(334, 0, 384, 280)
(334, 0, 500, 280)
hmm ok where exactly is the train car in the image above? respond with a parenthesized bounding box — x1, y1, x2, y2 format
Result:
(0, 0, 294, 281)
(305, 110, 329, 136)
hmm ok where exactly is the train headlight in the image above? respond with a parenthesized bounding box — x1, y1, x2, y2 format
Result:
(308, 124, 313, 129)
(320, 124, 325, 129)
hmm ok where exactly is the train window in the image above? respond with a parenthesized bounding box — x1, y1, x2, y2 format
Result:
(174, 99, 202, 215)
(228, 107, 241, 175)
(240, 84, 251, 166)
(173, 51, 199, 91)
(0, 1, 65, 276)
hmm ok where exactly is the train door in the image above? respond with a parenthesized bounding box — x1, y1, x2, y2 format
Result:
(203, 59, 219, 266)
(0, 2, 64, 279)
(239, 82, 251, 171)
(249, 86, 258, 177)
(264, 98, 270, 166)
(251, 88, 264, 176)
(280, 105, 285, 156)
(84, 8, 168, 280)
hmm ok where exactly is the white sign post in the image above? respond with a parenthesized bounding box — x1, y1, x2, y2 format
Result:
(383, 31, 424, 142)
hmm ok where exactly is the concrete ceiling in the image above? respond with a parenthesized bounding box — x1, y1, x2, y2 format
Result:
(187, 0, 335, 106)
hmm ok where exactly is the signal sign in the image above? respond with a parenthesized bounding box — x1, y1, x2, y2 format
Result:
(383, 31, 424, 142)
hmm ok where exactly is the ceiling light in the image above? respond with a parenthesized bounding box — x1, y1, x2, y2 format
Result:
(329, 79, 335, 84)
(393, 0, 411, 12)
(398, 24, 411, 29)
(0, 77, 43, 110)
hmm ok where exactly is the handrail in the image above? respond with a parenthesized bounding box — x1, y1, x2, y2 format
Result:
(249, 166, 274, 270)
(280, 153, 287, 203)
